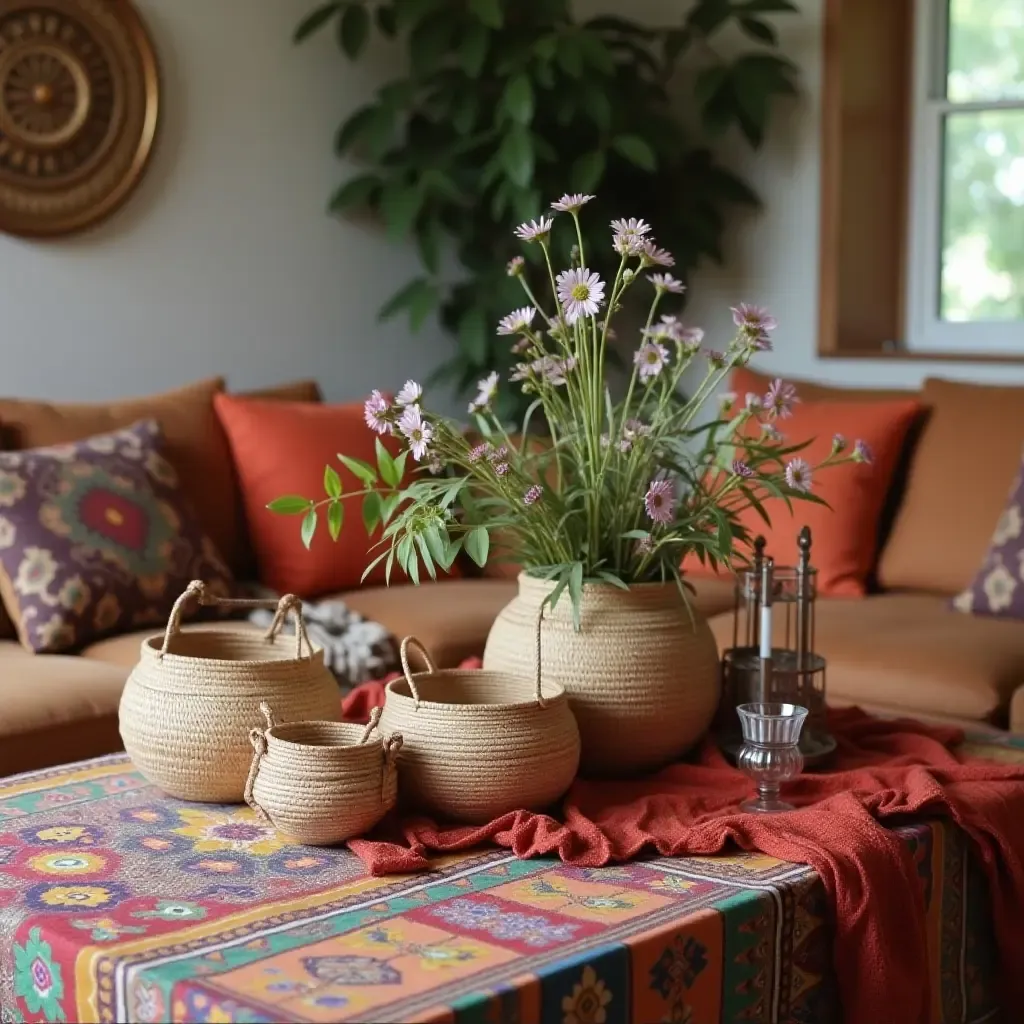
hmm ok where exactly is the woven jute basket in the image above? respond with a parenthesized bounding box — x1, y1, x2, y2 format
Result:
(483, 572, 720, 776)
(379, 636, 580, 824)
(245, 704, 401, 845)
(119, 580, 340, 803)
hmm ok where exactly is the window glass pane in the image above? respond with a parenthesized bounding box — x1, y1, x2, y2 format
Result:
(941, 110, 1024, 322)
(947, 0, 1024, 102)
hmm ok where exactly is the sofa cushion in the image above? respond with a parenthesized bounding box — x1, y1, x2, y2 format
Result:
(82, 618, 265, 669)
(0, 420, 235, 653)
(0, 641, 128, 776)
(339, 579, 518, 668)
(685, 378, 921, 597)
(708, 593, 1024, 722)
(879, 378, 1024, 595)
(0, 378, 247, 570)
(214, 395, 411, 598)
(730, 366, 915, 403)
(241, 380, 322, 402)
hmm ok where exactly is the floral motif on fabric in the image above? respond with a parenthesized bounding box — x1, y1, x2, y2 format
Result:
(18, 825, 106, 846)
(25, 881, 130, 913)
(0, 420, 233, 652)
(173, 809, 285, 857)
(562, 965, 613, 1024)
(428, 897, 581, 948)
(954, 459, 1024, 619)
(13, 927, 66, 1022)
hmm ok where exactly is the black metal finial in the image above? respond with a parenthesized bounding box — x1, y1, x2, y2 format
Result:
(797, 527, 811, 571)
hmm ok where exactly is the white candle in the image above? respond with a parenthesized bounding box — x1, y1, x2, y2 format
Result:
(760, 604, 772, 659)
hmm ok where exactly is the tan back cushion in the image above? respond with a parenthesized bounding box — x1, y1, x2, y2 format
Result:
(240, 380, 322, 403)
(0, 378, 246, 571)
(732, 366, 914, 403)
(878, 378, 1024, 594)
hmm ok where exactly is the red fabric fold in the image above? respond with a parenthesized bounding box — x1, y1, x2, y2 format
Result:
(341, 686, 1024, 1024)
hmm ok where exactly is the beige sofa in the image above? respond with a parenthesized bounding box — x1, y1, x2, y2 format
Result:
(3, 372, 1024, 779)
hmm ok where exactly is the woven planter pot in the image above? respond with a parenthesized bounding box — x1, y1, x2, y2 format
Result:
(119, 581, 340, 803)
(379, 637, 580, 824)
(483, 573, 720, 775)
(246, 704, 401, 845)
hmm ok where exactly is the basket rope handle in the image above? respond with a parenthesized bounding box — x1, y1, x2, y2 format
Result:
(381, 733, 403, 801)
(359, 706, 383, 744)
(533, 603, 548, 709)
(400, 636, 437, 711)
(244, 702, 279, 824)
(159, 581, 313, 660)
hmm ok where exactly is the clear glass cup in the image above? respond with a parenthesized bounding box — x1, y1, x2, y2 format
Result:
(736, 703, 808, 813)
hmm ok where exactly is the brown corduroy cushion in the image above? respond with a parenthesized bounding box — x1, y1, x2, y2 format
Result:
(878, 378, 1024, 595)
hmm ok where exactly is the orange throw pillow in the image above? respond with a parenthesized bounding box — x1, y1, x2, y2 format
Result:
(683, 369, 922, 596)
(214, 395, 408, 598)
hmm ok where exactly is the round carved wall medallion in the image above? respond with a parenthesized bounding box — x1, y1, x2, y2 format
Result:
(0, 0, 159, 237)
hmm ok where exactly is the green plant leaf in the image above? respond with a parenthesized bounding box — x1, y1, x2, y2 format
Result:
(501, 74, 534, 125)
(267, 496, 314, 515)
(438, 536, 463, 571)
(464, 525, 490, 567)
(571, 150, 606, 192)
(423, 525, 448, 565)
(334, 105, 393, 156)
(327, 500, 344, 540)
(375, 439, 400, 488)
(568, 561, 584, 631)
(579, 89, 611, 131)
(393, 451, 408, 483)
(499, 126, 534, 187)
(339, 454, 378, 487)
(376, 4, 396, 36)
(557, 34, 584, 77)
(294, 2, 340, 42)
(575, 32, 615, 74)
(687, 0, 734, 37)
(410, 14, 454, 76)
(324, 465, 343, 499)
(416, 215, 443, 274)
(394, 0, 446, 32)
(459, 22, 489, 76)
(328, 174, 380, 214)
(467, 0, 502, 29)
(362, 491, 381, 534)
(595, 570, 630, 590)
(741, 0, 798, 12)
(380, 180, 424, 241)
(458, 305, 488, 364)
(612, 135, 657, 171)
(379, 492, 402, 525)
(379, 278, 438, 331)
(301, 508, 318, 549)
(415, 534, 438, 579)
(739, 16, 777, 45)
(339, 3, 370, 57)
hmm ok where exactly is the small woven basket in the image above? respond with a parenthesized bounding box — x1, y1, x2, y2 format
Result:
(245, 704, 401, 846)
(379, 635, 581, 824)
(119, 580, 340, 803)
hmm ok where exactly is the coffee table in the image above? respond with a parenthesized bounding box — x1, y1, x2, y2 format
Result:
(0, 736, 1017, 1024)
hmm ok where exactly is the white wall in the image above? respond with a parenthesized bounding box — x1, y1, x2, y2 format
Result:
(1, 0, 1020, 406)
(0, 0, 448, 403)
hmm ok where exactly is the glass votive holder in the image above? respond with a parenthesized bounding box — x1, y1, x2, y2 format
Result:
(736, 703, 808, 813)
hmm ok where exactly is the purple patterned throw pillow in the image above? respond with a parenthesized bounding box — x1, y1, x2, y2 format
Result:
(953, 456, 1024, 618)
(0, 419, 234, 653)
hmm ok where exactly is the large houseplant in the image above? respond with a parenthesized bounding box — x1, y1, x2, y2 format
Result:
(272, 200, 868, 772)
(294, 0, 800, 411)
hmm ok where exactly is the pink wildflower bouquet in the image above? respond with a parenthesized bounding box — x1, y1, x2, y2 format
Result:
(272, 195, 869, 624)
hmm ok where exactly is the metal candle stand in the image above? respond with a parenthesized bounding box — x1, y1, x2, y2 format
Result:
(717, 528, 837, 766)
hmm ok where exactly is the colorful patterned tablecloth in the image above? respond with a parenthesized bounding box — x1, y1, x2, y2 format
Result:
(0, 738, 1018, 1024)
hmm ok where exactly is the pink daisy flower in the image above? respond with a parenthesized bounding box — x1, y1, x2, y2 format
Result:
(785, 458, 812, 493)
(395, 380, 422, 407)
(555, 268, 605, 323)
(363, 390, 391, 435)
(551, 193, 595, 213)
(398, 405, 433, 462)
(644, 479, 676, 524)
(634, 340, 669, 381)
(514, 216, 553, 243)
(523, 485, 543, 505)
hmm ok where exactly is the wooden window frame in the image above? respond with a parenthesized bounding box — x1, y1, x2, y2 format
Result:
(817, 0, 1024, 362)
